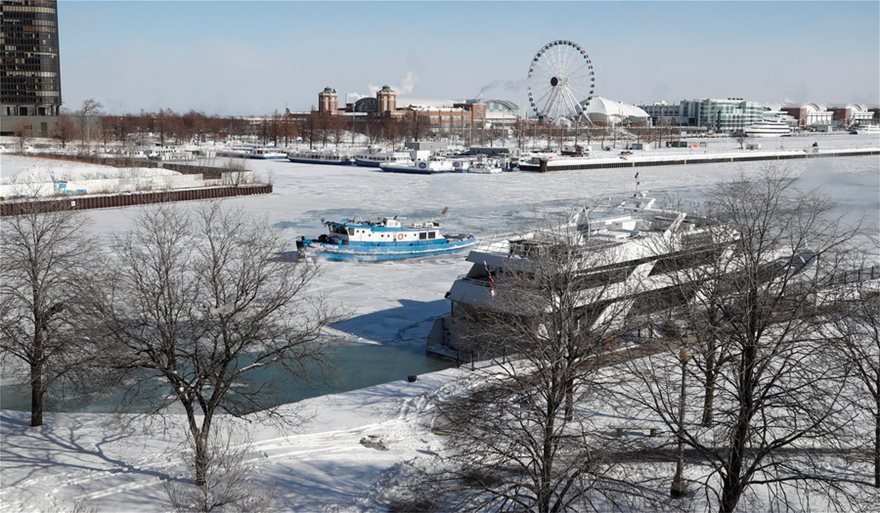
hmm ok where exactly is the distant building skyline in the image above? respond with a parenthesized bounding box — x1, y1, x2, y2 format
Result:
(57, 1, 880, 115)
(1, 0, 62, 116)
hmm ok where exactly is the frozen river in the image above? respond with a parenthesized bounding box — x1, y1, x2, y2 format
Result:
(1, 134, 878, 411)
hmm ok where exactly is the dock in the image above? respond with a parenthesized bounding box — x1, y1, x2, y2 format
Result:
(518, 147, 880, 172)
(0, 184, 273, 216)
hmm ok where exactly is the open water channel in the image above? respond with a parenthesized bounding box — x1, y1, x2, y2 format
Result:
(0, 343, 450, 413)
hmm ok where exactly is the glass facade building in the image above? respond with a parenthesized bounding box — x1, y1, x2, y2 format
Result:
(680, 98, 767, 133)
(1, 0, 62, 116)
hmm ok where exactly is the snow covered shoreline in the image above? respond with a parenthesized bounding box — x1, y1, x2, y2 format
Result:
(0, 367, 465, 512)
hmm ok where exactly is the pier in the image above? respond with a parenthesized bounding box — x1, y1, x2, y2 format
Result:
(518, 147, 880, 172)
(0, 184, 273, 216)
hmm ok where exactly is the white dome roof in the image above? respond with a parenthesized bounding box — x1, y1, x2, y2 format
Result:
(802, 103, 827, 112)
(581, 96, 649, 123)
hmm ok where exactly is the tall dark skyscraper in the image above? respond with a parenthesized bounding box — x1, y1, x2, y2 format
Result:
(0, 0, 62, 117)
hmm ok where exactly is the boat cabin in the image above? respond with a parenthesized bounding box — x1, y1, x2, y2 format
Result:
(323, 218, 445, 244)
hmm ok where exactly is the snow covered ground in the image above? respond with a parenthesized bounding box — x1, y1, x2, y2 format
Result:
(0, 155, 178, 183)
(0, 155, 199, 199)
(0, 368, 466, 512)
(1, 135, 878, 511)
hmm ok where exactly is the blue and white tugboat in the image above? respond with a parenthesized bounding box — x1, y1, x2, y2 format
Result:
(297, 209, 476, 261)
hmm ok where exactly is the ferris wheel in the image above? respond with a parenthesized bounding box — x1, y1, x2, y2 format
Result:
(527, 40, 596, 122)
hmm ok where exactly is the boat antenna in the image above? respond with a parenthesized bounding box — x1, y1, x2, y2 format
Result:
(633, 171, 640, 197)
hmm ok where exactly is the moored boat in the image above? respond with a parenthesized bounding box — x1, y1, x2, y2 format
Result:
(287, 149, 355, 165)
(849, 124, 880, 135)
(380, 156, 467, 175)
(248, 147, 288, 160)
(467, 157, 503, 174)
(744, 118, 792, 138)
(353, 151, 413, 168)
(297, 213, 476, 261)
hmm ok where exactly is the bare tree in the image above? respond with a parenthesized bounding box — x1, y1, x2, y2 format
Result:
(301, 112, 319, 149)
(382, 116, 401, 150)
(14, 121, 33, 152)
(823, 258, 880, 488)
(432, 213, 648, 512)
(625, 169, 862, 512)
(96, 203, 339, 486)
(512, 119, 529, 151)
(268, 109, 282, 147)
(221, 159, 251, 187)
(636, 198, 738, 429)
(281, 109, 298, 147)
(76, 98, 103, 152)
(0, 202, 102, 427)
(165, 424, 276, 513)
(328, 114, 347, 148)
(53, 111, 77, 148)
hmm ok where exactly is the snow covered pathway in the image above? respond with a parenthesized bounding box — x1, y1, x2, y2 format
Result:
(0, 368, 463, 512)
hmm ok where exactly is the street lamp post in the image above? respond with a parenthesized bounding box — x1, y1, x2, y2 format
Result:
(346, 93, 357, 150)
(671, 344, 692, 498)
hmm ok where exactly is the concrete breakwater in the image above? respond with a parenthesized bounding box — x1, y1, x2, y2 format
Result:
(0, 184, 273, 216)
(519, 147, 880, 172)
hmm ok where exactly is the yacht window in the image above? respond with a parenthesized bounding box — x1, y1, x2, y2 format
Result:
(428, 232, 436, 239)
(347, 228, 354, 235)
(419, 232, 428, 240)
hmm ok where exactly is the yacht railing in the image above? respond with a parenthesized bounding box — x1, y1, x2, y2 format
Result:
(473, 232, 517, 254)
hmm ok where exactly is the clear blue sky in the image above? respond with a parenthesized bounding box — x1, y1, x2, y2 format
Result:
(59, 1, 880, 115)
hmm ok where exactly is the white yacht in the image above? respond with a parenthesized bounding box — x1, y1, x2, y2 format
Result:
(380, 156, 468, 174)
(467, 157, 503, 174)
(744, 118, 792, 138)
(287, 149, 354, 165)
(217, 146, 254, 158)
(849, 124, 880, 135)
(146, 147, 196, 161)
(353, 150, 413, 168)
(248, 147, 288, 160)
(427, 193, 816, 360)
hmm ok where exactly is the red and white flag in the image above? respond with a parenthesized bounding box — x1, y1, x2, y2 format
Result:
(484, 261, 496, 297)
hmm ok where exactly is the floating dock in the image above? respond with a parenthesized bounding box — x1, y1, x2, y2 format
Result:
(518, 147, 880, 172)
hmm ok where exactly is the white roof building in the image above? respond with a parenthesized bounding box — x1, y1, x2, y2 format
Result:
(581, 97, 650, 125)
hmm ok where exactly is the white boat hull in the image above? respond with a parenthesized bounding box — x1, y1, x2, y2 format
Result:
(746, 133, 789, 138)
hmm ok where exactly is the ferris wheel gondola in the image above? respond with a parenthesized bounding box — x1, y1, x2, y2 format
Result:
(527, 40, 596, 122)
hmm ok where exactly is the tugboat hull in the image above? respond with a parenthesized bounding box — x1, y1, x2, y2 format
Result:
(300, 237, 477, 261)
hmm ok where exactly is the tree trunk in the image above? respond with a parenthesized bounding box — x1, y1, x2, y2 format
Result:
(720, 342, 756, 512)
(194, 429, 209, 487)
(30, 360, 43, 427)
(671, 354, 688, 498)
(874, 399, 879, 488)
(564, 377, 574, 422)
(539, 389, 559, 513)
(30, 326, 44, 427)
(702, 357, 716, 427)
(718, 480, 743, 513)
(540, 412, 554, 513)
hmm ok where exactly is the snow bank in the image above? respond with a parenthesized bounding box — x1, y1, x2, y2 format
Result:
(1, 155, 178, 183)
(0, 155, 195, 198)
